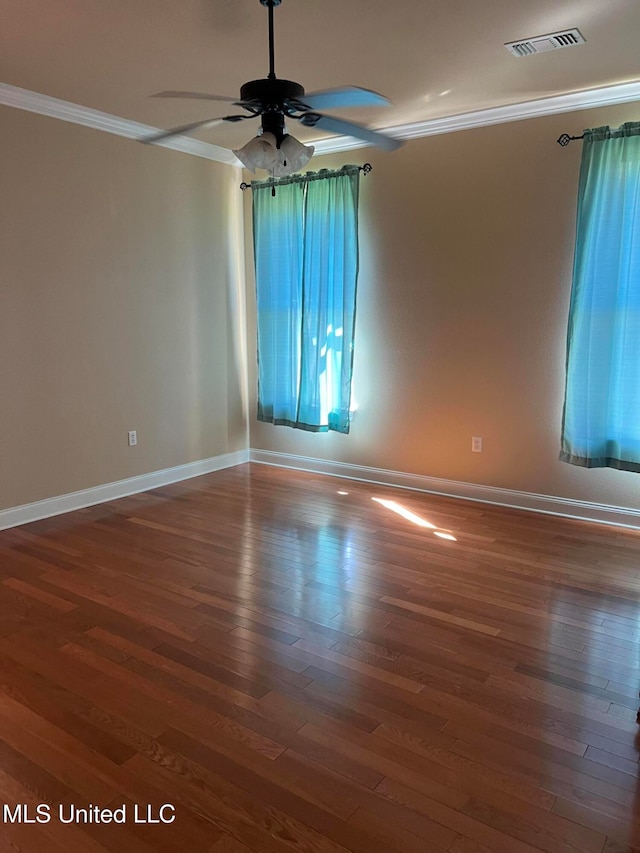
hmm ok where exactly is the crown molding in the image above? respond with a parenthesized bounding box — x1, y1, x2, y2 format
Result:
(2, 78, 640, 162)
(0, 82, 239, 165)
(311, 78, 640, 155)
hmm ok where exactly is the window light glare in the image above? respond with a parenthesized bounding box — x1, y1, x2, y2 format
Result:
(434, 531, 457, 541)
(371, 497, 436, 528)
(337, 490, 349, 495)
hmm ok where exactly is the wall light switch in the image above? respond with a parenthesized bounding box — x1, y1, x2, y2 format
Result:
(128, 430, 137, 447)
(472, 435, 482, 453)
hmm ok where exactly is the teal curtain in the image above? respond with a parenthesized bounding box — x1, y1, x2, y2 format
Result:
(253, 166, 360, 433)
(561, 122, 640, 471)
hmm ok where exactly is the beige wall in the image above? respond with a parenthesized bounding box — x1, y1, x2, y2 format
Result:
(4, 100, 640, 516)
(247, 103, 640, 511)
(0, 106, 247, 511)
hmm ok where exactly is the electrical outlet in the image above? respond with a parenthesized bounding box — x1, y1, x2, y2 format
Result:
(128, 430, 137, 447)
(472, 435, 482, 453)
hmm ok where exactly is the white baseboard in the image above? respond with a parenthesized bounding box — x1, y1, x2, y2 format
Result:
(250, 449, 640, 530)
(4, 447, 639, 532)
(0, 449, 249, 531)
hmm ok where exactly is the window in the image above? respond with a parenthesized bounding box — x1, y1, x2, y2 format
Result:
(561, 122, 640, 472)
(252, 166, 360, 433)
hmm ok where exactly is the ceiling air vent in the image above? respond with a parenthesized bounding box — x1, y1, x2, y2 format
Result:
(505, 28, 586, 57)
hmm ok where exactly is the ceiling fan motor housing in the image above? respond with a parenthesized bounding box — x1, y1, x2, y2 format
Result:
(240, 78, 305, 109)
(240, 78, 307, 144)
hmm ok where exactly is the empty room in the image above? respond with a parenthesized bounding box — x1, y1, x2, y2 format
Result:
(2, 1, 640, 850)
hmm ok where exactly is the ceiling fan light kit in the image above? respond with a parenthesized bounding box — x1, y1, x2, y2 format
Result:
(234, 132, 314, 176)
(143, 0, 402, 173)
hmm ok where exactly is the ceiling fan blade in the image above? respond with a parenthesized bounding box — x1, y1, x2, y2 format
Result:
(297, 86, 391, 110)
(142, 116, 232, 144)
(150, 90, 240, 103)
(299, 112, 403, 152)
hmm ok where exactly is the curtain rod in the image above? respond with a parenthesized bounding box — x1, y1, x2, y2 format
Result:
(557, 133, 585, 147)
(240, 162, 372, 191)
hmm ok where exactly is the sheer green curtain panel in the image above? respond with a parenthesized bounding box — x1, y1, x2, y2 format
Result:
(252, 166, 360, 433)
(561, 123, 640, 471)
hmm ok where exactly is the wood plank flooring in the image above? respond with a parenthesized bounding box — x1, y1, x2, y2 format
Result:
(0, 462, 639, 851)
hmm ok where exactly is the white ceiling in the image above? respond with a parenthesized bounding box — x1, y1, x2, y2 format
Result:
(2, 0, 639, 154)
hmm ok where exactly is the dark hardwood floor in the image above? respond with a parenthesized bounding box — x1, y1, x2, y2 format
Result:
(0, 462, 639, 852)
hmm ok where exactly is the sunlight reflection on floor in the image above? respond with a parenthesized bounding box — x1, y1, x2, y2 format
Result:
(371, 496, 457, 541)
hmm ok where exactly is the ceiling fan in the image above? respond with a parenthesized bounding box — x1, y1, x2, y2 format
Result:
(143, 0, 402, 175)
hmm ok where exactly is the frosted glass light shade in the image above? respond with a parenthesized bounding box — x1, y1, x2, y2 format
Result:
(233, 132, 314, 176)
(233, 132, 278, 173)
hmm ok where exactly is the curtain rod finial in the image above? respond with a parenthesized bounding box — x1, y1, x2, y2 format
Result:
(557, 133, 584, 146)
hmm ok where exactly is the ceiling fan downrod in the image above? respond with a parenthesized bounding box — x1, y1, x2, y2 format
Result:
(259, 0, 282, 80)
